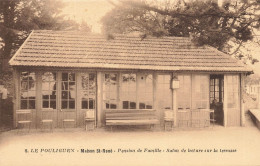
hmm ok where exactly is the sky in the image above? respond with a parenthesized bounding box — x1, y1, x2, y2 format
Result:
(62, 0, 113, 33)
(61, 0, 260, 75)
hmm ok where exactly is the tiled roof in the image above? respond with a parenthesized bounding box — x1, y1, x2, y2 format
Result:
(9, 30, 252, 73)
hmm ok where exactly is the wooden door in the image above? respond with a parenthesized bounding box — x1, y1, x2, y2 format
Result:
(157, 74, 172, 125)
(40, 72, 58, 128)
(78, 73, 97, 127)
(225, 74, 240, 126)
(58, 72, 77, 128)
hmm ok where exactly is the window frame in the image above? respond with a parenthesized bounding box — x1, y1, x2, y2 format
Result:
(61, 72, 76, 110)
(41, 72, 57, 109)
(19, 71, 36, 109)
(103, 71, 155, 110)
(80, 72, 96, 110)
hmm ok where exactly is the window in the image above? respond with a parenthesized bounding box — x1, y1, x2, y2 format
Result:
(157, 74, 172, 109)
(210, 75, 224, 103)
(103, 72, 154, 110)
(103, 73, 118, 109)
(81, 73, 96, 109)
(42, 72, 57, 109)
(61, 72, 76, 109)
(20, 71, 36, 109)
(192, 75, 209, 109)
(138, 74, 153, 109)
(227, 75, 239, 108)
(177, 74, 191, 109)
(121, 73, 137, 109)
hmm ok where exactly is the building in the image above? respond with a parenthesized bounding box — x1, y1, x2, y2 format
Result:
(246, 83, 260, 98)
(9, 30, 252, 129)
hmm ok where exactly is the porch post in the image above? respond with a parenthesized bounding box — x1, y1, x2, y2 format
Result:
(97, 71, 102, 127)
(240, 73, 245, 127)
(35, 71, 42, 129)
(153, 72, 158, 123)
(172, 73, 177, 127)
(13, 68, 19, 128)
(223, 75, 228, 127)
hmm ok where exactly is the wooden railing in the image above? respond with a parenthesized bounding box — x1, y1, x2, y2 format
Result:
(177, 109, 214, 128)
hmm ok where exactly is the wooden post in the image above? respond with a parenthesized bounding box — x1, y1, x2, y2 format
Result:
(172, 73, 177, 127)
(118, 72, 122, 109)
(240, 73, 245, 127)
(97, 71, 102, 127)
(223, 75, 228, 127)
(35, 71, 42, 129)
(13, 68, 19, 128)
(136, 73, 139, 109)
(76, 72, 81, 127)
(57, 72, 62, 128)
(153, 72, 158, 124)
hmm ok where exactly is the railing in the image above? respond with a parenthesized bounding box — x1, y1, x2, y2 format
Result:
(177, 109, 214, 128)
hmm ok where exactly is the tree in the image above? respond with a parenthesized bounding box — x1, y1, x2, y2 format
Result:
(0, 0, 81, 66)
(102, 0, 260, 63)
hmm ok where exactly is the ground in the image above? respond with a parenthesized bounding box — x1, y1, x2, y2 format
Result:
(0, 113, 260, 166)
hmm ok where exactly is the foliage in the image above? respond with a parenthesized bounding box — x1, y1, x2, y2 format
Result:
(102, 0, 260, 62)
(0, 0, 87, 61)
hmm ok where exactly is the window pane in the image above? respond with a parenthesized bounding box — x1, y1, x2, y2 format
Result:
(123, 101, 129, 109)
(42, 82, 50, 91)
(157, 74, 172, 109)
(21, 81, 28, 91)
(43, 101, 49, 108)
(121, 73, 136, 109)
(42, 72, 57, 109)
(69, 85, 76, 99)
(50, 94, 56, 100)
(50, 101, 56, 109)
(62, 73, 68, 81)
(21, 91, 28, 99)
(62, 91, 68, 99)
(227, 75, 239, 109)
(81, 73, 96, 109)
(21, 100, 28, 109)
(138, 74, 153, 109)
(62, 82, 68, 90)
(177, 75, 191, 109)
(61, 72, 76, 110)
(69, 100, 75, 109)
(81, 75, 89, 90)
(69, 73, 75, 81)
(192, 75, 209, 109)
(29, 100, 35, 109)
(82, 100, 88, 109)
(103, 73, 118, 109)
(42, 94, 49, 100)
(89, 99, 95, 109)
(20, 71, 36, 109)
(62, 101, 68, 109)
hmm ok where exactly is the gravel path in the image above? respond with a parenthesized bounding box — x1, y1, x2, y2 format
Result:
(0, 113, 260, 166)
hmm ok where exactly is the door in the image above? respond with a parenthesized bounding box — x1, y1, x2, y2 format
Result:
(79, 73, 96, 127)
(59, 72, 77, 127)
(225, 74, 240, 126)
(210, 75, 224, 125)
(41, 72, 58, 128)
(157, 74, 172, 125)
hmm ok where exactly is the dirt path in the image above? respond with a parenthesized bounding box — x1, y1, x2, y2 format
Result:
(0, 113, 260, 166)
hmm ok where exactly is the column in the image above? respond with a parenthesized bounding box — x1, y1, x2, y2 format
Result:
(223, 75, 228, 127)
(97, 71, 102, 127)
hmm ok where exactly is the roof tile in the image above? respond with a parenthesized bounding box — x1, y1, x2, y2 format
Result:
(9, 30, 252, 72)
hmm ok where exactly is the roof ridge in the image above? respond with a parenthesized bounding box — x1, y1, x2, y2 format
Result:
(32, 30, 192, 40)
